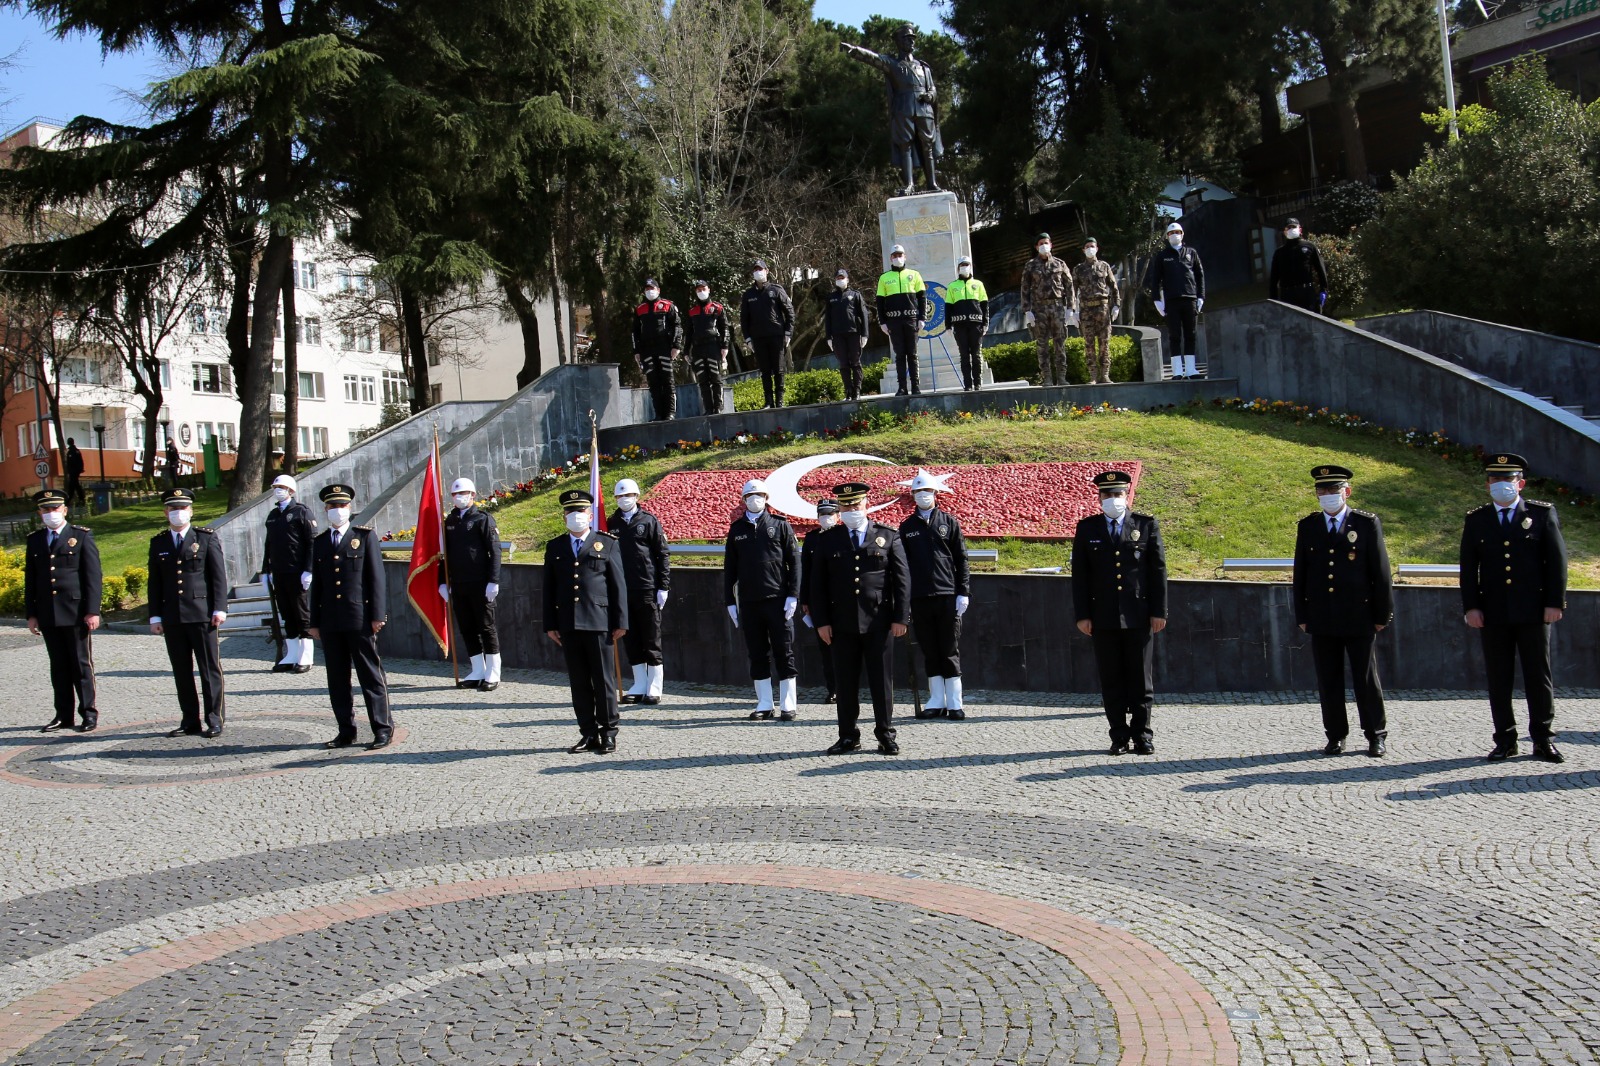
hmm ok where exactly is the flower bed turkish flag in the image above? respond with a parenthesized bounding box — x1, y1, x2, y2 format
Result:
(647, 461, 1141, 540)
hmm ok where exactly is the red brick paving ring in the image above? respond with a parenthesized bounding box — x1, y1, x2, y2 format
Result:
(0, 864, 1238, 1065)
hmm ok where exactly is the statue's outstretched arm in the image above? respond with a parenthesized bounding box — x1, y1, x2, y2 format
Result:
(838, 40, 891, 73)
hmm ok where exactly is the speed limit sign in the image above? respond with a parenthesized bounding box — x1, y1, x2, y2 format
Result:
(34, 460, 50, 478)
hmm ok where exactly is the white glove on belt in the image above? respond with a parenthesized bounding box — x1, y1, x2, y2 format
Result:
(783, 597, 797, 620)
(956, 595, 969, 616)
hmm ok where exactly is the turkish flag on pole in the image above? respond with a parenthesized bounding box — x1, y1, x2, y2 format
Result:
(589, 417, 606, 533)
(406, 445, 451, 656)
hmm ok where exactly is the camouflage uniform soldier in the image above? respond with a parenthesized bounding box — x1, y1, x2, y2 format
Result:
(1019, 232, 1076, 387)
(1073, 237, 1120, 385)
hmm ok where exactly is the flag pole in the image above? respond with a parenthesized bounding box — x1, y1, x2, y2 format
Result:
(437, 425, 458, 685)
(595, 408, 624, 695)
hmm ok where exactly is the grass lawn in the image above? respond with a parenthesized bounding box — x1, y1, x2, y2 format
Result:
(483, 405, 1600, 587)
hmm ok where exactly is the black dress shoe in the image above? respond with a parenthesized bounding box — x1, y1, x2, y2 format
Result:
(200, 729, 223, 739)
(748, 709, 774, 720)
(1367, 737, 1386, 758)
(877, 738, 900, 755)
(366, 733, 393, 751)
(271, 662, 291, 673)
(778, 710, 795, 721)
(291, 664, 313, 674)
(946, 708, 966, 720)
(1133, 739, 1155, 755)
(597, 736, 616, 754)
(1486, 740, 1519, 761)
(456, 678, 481, 689)
(825, 737, 861, 755)
(567, 738, 598, 754)
(1323, 738, 1345, 755)
(75, 719, 98, 734)
(324, 734, 358, 749)
(1533, 741, 1565, 764)
(40, 720, 70, 733)
(914, 706, 940, 719)
(168, 727, 202, 738)
(1108, 740, 1130, 755)
(619, 693, 641, 704)
(478, 680, 499, 692)
(823, 691, 836, 705)
(637, 695, 660, 705)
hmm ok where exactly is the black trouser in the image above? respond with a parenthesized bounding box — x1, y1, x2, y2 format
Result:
(623, 590, 662, 667)
(751, 336, 786, 407)
(641, 347, 675, 420)
(691, 343, 723, 414)
(269, 570, 311, 639)
(832, 333, 864, 400)
(811, 622, 836, 695)
(1480, 622, 1555, 743)
(832, 625, 895, 743)
(322, 628, 392, 738)
(952, 322, 984, 390)
(885, 319, 920, 391)
(911, 595, 961, 677)
(561, 629, 619, 740)
(41, 623, 96, 725)
(65, 474, 83, 505)
(1311, 631, 1386, 741)
(741, 596, 796, 681)
(1280, 284, 1320, 314)
(1167, 297, 1199, 358)
(1092, 625, 1154, 744)
(453, 586, 499, 657)
(163, 621, 225, 733)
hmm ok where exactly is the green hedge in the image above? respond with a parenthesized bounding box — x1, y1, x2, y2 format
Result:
(983, 334, 1141, 386)
(121, 565, 147, 600)
(733, 367, 858, 411)
(101, 575, 127, 612)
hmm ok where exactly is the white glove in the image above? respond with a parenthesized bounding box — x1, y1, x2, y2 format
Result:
(262, 572, 272, 588)
(827, 338, 834, 351)
(485, 582, 499, 603)
(1066, 310, 1079, 326)
(879, 324, 889, 336)
(300, 572, 312, 590)
(956, 595, 969, 616)
(1154, 298, 1166, 317)
(1196, 298, 1205, 313)
(1024, 310, 1036, 327)
(211, 611, 227, 626)
(783, 596, 797, 620)
(802, 614, 815, 629)
(439, 584, 450, 603)
(655, 589, 668, 609)
(727, 604, 739, 627)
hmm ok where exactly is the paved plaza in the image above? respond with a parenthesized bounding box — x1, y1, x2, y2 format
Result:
(1, 625, 1598, 1065)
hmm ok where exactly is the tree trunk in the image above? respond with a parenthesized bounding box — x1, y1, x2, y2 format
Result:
(139, 383, 162, 477)
(593, 285, 611, 365)
(231, 225, 291, 507)
(1256, 81, 1282, 139)
(399, 285, 431, 413)
(550, 269, 567, 367)
(504, 277, 543, 387)
(225, 238, 255, 412)
(281, 269, 300, 473)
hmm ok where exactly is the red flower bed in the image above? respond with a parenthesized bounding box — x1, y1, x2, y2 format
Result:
(648, 462, 1142, 540)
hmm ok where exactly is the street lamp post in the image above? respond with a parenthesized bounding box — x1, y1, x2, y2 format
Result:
(1437, 0, 1459, 141)
(158, 402, 173, 487)
(90, 402, 109, 514)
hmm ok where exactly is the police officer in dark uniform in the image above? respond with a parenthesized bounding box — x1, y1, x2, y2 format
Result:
(543, 490, 628, 754)
(632, 277, 683, 421)
(825, 268, 870, 401)
(1144, 221, 1206, 379)
(1268, 218, 1330, 314)
(724, 478, 802, 720)
(800, 497, 841, 704)
(610, 478, 670, 705)
(1293, 464, 1393, 757)
(1460, 453, 1569, 763)
(899, 471, 970, 719)
(148, 488, 229, 738)
(810, 481, 911, 755)
(308, 483, 394, 750)
(740, 259, 795, 409)
(25, 489, 102, 733)
(442, 477, 503, 691)
(1071, 470, 1168, 754)
(262, 473, 316, 673)
(686, 280, 731, 415)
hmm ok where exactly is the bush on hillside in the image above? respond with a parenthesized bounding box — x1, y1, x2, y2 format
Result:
(983, 335, 1140, 385)
(733, 367, 850, 411)
(1317, 234, 1368, 318)
(101, 576, 127, 612)
(121, 565, 147, 600)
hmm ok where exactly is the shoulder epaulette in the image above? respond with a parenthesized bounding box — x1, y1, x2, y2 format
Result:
(1468, 502, 1493, 515)
(597, 530, 620, 541)
(1528, 499, 1554, 509)
(72, 524, 92, 533)
(198, 526, 217, 535)
(1132, 511, 1155, 520)
(1350, 507, 1376, 518)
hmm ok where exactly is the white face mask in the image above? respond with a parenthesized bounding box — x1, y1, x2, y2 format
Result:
(834, 278, 848, 289)
(617, 495, 638, 513)
(1168, 234, 1183, 248)
(752, 270, 767, 284)
(1084, 247, 1097, 260)
(1037, 243, 1051, 257)
(452, 493, 474, 509)
(40, 510, 67, 531)
(326, 507, 350, 527)
(695, 289, 709, 301)
(817, 514, 839, 530)
(1318, 492, 1345, 515)
(1489, 481, 1520, 505)
(167, 507, 193, 528)
(744, 495, 767, 515)
(643, 288, 659, 301)
(1100, 495, 1128, 520)
(1285, 228, 1301, 240)
(272, 487, 291, 503)
(913, 490, 937, 510)
(841, 509, 868, 532)
(890, 256, 905, 268)
(957, 267, 972, 279)
(565, 510, 591, 535)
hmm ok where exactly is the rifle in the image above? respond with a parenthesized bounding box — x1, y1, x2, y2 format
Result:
(262, 572, 286, 666)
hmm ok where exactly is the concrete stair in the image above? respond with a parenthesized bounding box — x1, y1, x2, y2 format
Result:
(223, 580, 275, 632)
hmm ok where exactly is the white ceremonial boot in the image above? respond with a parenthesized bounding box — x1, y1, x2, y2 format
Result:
(918, 675, 946, 718)
(945, 677, 966, 720)
(276, 638, 297, 671)
(1190, 353, 1205, 378)
(294, 636, 314, 671)
(622, 664, 648, 703)
(459, 653, 486, 687)
(749, 678, 776, 719)
(643, 664, 664, 704)
(778, 677, 798, 721)
(1185, 354, 1200, 379)
(480, 653, 502, 692)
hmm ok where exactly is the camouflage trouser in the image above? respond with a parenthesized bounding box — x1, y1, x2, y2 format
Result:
(1081, 306, 1113, 382)
(1031, 304, 1069, 386)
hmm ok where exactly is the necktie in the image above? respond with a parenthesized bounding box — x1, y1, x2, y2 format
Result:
(174, 531, 182, 549)
(1329, 517, 1337, 534)
(1500, 509, 1510, 527)
(1113, 520, 1121, 539)
(573, 536, 583, 556)
(853, 530, 863, 549)
(332, 529, 341, 549)
(47, 531, 56, 550)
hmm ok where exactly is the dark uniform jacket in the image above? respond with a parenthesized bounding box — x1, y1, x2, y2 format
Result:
(1460, 500, 1568, 625)
(542, 532, 627, 632)
(444, 506, 502, 588)
(1144, 244, 1206, 302)
(24, 525, 101, 626)
(65, 446, 84, 477)
(147, 526, 228, 624)
(631, 298, 684, 353)
(740, 282, 795, 340)
(1070, 511, 1168, 629)
(808, 522, 912, 635)
(825, 287, 869, 338)
(723, 512, 801, 604)
(799, 526, 829, 613)
(308, 525, 386, 631)
(686, 298, 731, 350)
(608, 508, 671, 594)
(898, 508, 970, 598)
(1269, 239, 1329, 297)
(262, 499, 317, 577)
(1293, 508, 1393, 635)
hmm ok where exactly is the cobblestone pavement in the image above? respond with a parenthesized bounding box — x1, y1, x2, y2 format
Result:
(2, 627, 1598, 1064)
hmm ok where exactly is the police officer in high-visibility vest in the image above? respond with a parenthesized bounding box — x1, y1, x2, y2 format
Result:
(876, 244, 927, 395)
(632, 277, 683, 421)
(945, 255, 988, 391)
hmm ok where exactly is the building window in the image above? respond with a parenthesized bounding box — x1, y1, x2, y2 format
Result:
(349, 429, 366, 448)
(356, 330, 373, 353)
(340, 325, 375, 352)
(192, 362, 231, 394)
(430, 383, 443, 405)
(292, 259, 318, 290)
(360, 375, 377, 403)
(298, 371, 325, 400)
(426, 340, 441, 367)
(217, 423, 236, 451)
(378, 321, 401, 354)
(381, 370, 410, 404)
(136, 360, 173, 391)
(342, 373, 360, 402)
(335, 269, 373, 294)
(58, 358, 91, 385)
(298, 425, 329, 456)
(294, 316, 322, 346)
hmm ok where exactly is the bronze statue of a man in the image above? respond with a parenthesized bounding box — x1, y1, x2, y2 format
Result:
(840, 23, 943, 196)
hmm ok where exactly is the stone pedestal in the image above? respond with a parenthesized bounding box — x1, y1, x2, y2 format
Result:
(873, 191, 995, 394)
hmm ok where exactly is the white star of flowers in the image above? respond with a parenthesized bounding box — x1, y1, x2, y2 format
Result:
(897, 468, 956, 493)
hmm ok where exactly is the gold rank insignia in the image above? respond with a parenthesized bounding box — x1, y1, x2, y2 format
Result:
(1347, 529, 1358, 543)
(876, 535, 885, 546)
(1131, 530, 1140, 542)
(351, 538, 361, 549)
(1522, 517, 1532, 529)
(1498, 455, 1508, 464)
(595, 541, 604, 551)
(1348, 552, 1357, 561)
(67, 537, 77, 548)
(938, 525, 947, 536)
